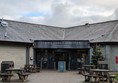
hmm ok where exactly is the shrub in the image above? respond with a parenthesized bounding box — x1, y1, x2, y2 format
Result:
(91, 44, 103, 68)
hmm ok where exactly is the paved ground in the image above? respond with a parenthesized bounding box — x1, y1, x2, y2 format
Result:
(0, 70, 109, 83)
(0, 70, 85, 83)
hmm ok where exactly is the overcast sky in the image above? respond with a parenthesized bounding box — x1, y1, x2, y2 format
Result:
(0, 0, 118, 27)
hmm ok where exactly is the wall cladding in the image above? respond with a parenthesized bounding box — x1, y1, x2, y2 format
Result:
(0, 44, 26, 70)
(101, 45, 118, 71)
(109, 45, 118, 71)
(90, 45, 118, 71)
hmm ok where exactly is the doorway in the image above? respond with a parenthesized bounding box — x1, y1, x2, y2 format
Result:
(35, 49, 89, 70)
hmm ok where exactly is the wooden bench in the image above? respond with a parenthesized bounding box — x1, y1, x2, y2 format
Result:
(24, 65, 32, 72)
(36, 67, 40, 72)
(83, 72, 103, 83)
(78, 68, 84, 74)
(106, 71, 117, 83)
(17, 72, 30, 82)
(83, 73, 100, 83)
(84, 73, 104, 83)
(30, 67, 40, 73)
(0, 73, 13, 82)
(108, 74, 116, 83)
(88, 74, 97, 82)
(83, 73, 90, 82)
(24, 65, 40, 73)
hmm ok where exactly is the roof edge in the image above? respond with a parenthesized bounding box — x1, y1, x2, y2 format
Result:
(0, 40, 33, 44)
(0, 19, 63, 29)
(66, 20, 118, 29)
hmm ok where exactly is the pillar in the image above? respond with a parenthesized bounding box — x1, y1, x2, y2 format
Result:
(105, 45, 112, 70)
(33, 48, 37, 64)
(86, 49, 90, 64)
(26, 46, 30, 65)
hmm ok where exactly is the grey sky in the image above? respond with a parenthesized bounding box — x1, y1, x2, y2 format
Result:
(0, 0, 118, 27)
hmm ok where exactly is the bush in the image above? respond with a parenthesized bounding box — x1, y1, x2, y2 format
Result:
(115, 74, 118, 81)
(91, 44, 103, 68)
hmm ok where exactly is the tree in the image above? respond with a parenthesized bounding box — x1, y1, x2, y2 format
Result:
(91, 44, 103, 68)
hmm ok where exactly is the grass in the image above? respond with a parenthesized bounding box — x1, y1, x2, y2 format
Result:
(115, 74, 118, 81)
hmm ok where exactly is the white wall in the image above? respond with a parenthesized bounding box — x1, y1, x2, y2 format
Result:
(0, 44, 26, 69)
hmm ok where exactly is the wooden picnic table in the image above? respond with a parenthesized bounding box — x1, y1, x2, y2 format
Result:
(83, 65, 95, 69)
(0, 73, 13, 82)
(83, 65, 95, 73)
(5, 68, 30, 82)
(80, 65, 95, 82)
(78, 68, 84, 74)
(6, 68, 24, 73)
(24, 64, 40, 73)
(89, 69, 110, 83)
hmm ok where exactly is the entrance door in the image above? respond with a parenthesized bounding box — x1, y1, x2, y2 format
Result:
(35, 49, 88, 70)
(55, 52, 69, 70)
(69, 50, 87, 70)
(70, 53, 78, 70)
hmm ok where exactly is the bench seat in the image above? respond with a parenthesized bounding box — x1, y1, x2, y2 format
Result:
(83, 73, 90, 82)
(36, 67, 40, 72)
(24, 66, 40, 73)
(108, 74, 116, 83)
(0, 73, 13, 82)
(17, 72, 30, 82)
(78, 68, 84, 74)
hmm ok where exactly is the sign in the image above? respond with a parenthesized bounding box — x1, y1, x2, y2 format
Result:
(116, 56, 118, 64)
(34, 40, 90, 49)
(58, 61, 66, 72)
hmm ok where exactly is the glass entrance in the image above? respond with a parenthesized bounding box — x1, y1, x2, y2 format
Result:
(34, 40, 90, 70)
(35, 49, 89, 70)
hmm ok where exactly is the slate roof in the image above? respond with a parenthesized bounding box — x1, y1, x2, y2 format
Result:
(65, 20, 118, 43)
(0, 19, 118, 43)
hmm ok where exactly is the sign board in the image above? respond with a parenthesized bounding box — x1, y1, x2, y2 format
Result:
(116, 56, 118, 64)
(34, 40, 90, 49)
(58, 61, 66, 72)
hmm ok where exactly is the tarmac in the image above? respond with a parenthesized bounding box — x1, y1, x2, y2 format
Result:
(0, 70, 85, 83)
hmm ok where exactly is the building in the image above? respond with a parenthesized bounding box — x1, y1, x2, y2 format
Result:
(0, 19, 118, 71)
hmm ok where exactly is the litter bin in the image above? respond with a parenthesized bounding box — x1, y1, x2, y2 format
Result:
(58, 61, 66, 72)
(1, 61, 14, 73)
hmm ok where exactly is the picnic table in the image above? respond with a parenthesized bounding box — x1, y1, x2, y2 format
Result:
(24, 64, 40, 73)
(3, 68, 30, 82)
(0, 73, 13, 82)
(107, 71, 117, 83)
(6, 68, 24, 74)
(78, 68, 84, 74)
(89, 69, 110, 83)
(83, 65, 95, 74)
(78, 65, 95, 75)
